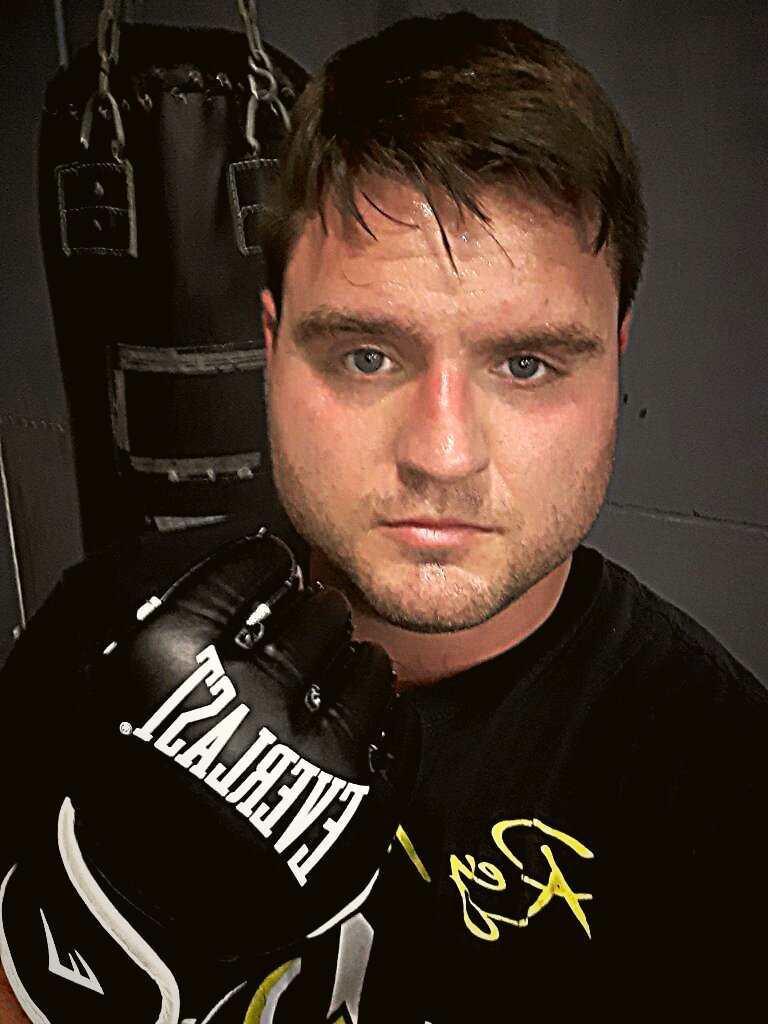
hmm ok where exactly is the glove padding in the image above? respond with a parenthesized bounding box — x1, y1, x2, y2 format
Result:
(64, 530, 419, 962)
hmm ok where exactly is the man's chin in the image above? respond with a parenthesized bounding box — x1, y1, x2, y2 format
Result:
(353, 576, 523, 634)
(308, 537, 562, 633)
(369, 610, 497, 635)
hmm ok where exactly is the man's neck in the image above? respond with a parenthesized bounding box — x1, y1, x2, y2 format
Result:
(309, 555, 573, 690)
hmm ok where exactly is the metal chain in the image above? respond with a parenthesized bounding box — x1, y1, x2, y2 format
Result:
(80, 0, 126, 157)
(96, 0, 121, 95)
(81, 0, 288, 157)
(236, 0, 291, 152)
(52, 0, 70, 69)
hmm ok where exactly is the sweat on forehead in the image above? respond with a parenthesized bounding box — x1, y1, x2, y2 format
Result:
(277, 178, 619, 338)
(282, 176, 614, 299)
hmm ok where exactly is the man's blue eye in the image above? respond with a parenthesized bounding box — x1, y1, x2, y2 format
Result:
(349, 349, 386, 374)
(506, 356, 542, 379)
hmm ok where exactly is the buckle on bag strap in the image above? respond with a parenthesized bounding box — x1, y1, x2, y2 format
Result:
(55, 159, 137, 257)
(228, 157, 279, 257)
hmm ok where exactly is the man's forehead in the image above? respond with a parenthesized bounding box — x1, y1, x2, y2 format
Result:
(311, 176, 566, 251)
(284, 177, 615, 314)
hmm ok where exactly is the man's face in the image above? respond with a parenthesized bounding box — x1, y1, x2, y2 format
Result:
(264, 180, 624, 632)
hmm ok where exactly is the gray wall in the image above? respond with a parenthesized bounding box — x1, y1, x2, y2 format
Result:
(1, 0, 766, 679)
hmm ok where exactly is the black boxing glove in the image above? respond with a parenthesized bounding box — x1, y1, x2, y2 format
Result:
(0, 530, 419, 1022)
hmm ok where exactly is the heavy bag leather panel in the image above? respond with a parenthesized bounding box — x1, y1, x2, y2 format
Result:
(38, 23, 307, 551)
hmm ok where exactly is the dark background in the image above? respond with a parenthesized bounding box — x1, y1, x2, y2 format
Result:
(1, 0, 766, 679)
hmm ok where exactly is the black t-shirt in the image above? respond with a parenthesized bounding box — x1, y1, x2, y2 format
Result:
(2, 512, 767, 1020)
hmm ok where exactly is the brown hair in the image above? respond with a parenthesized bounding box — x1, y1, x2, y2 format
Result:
(262, 12, 647, 322)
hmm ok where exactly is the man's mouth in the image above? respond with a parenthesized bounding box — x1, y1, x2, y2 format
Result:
(378, 518, 497, 549)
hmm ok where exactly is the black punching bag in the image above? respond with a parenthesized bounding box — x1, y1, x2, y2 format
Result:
(38, 8, 308, 552)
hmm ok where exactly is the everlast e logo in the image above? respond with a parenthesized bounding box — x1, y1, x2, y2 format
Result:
(126, 644, 369, 886)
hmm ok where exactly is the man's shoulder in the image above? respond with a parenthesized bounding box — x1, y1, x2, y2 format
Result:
(560, 550, 768, 839)
(590, 547, 766, 712)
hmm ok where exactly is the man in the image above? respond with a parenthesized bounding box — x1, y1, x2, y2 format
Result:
(1, 12, 766, 1023)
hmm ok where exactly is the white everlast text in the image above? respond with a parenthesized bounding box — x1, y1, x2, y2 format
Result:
(131, 644, 369, 885)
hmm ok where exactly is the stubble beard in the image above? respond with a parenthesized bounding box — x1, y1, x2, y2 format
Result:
(269, 420, 617, 635)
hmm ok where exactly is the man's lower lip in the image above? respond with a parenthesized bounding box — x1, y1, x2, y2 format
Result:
(380, 524, 493, 548)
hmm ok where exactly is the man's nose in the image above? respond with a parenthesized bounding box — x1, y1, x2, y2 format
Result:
(395, 364, 489, 481)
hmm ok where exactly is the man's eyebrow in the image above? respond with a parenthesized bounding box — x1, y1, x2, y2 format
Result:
(293, 310, 604, 358)
(292, 308, 423, 347)
(478, 326, 604, 358)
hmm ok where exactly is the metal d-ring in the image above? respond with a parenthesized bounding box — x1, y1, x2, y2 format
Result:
(304, 683, 322, 712)
(234, 621, 266, 650)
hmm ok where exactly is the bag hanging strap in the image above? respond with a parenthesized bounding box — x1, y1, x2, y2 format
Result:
(58, 0, 293, 258)
(236, 0, 292, 152)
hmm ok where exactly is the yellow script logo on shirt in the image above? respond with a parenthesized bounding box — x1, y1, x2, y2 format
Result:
(449, 817, 594, 940)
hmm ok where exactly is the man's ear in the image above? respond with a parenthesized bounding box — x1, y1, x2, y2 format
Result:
(261, 289, 278, 370)
(618, 309, 632, 355)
